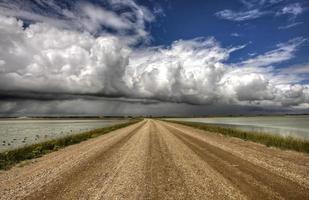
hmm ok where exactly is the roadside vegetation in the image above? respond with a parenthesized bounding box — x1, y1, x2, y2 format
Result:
(0, 119, 142, 170)
(166, 120, 309, 153)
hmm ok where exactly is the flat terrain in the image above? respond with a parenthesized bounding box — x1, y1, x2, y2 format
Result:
(0, 119, 308, 200)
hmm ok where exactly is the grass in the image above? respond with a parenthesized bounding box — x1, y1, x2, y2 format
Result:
(0, 119, 142, 170)
(166, 120, 309, 153)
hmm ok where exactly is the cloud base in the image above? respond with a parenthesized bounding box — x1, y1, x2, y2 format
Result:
(0, 12, 308, 115)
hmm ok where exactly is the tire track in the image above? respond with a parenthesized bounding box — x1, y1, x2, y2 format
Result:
(160, 121, 309, 200)
(93, 121, 150, 199)
(154, 121, 246, 200)
(24, 121, 147, 200)
(143, 121, 188, 199)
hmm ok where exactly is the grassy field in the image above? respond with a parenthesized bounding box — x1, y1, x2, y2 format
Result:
(166, 120, 309, 153)
(0, 119, 142, 170)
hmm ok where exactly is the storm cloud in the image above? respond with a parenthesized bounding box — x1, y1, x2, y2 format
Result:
(0, 10, 309, 115)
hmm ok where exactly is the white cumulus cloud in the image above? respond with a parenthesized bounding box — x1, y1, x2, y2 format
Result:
(0, 14, 308, 114)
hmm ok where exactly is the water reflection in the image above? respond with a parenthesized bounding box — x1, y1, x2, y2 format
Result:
(0, 119, 127, 152)
(169, 116, 309, 139)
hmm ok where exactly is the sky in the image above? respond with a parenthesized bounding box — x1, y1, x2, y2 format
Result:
(0, 0, 309, 116)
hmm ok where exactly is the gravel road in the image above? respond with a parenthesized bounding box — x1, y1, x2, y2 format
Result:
(0, 119, 308, 200)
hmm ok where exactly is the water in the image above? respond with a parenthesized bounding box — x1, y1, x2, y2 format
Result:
(168, 116, 309, 139)
(0, 118, 128, 152)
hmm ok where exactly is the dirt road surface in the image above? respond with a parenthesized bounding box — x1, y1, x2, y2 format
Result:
(1, 119, 308, 200)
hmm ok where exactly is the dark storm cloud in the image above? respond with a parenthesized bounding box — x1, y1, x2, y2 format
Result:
(0, 99, 305, 117)
(0, 90, 161, 106)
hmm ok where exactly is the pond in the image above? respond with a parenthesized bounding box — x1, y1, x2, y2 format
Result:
(0, 118, 128, 152)
(168, 115, 309, 140)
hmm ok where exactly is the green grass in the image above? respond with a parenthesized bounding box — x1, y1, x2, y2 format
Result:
(0, 119, 142, 170)
(166, 120, 309, 153)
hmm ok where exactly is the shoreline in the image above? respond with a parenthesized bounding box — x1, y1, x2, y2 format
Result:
(0, 119, 142, 170)
(165, 120, 309, 153)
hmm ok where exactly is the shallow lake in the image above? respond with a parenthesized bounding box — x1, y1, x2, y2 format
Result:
(0, 118, 128, 152)
(168, 116, 309, 140)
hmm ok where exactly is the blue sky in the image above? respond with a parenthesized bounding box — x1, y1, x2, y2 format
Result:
(0, 0, 308, 116)
(147, 0, 309, 64)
